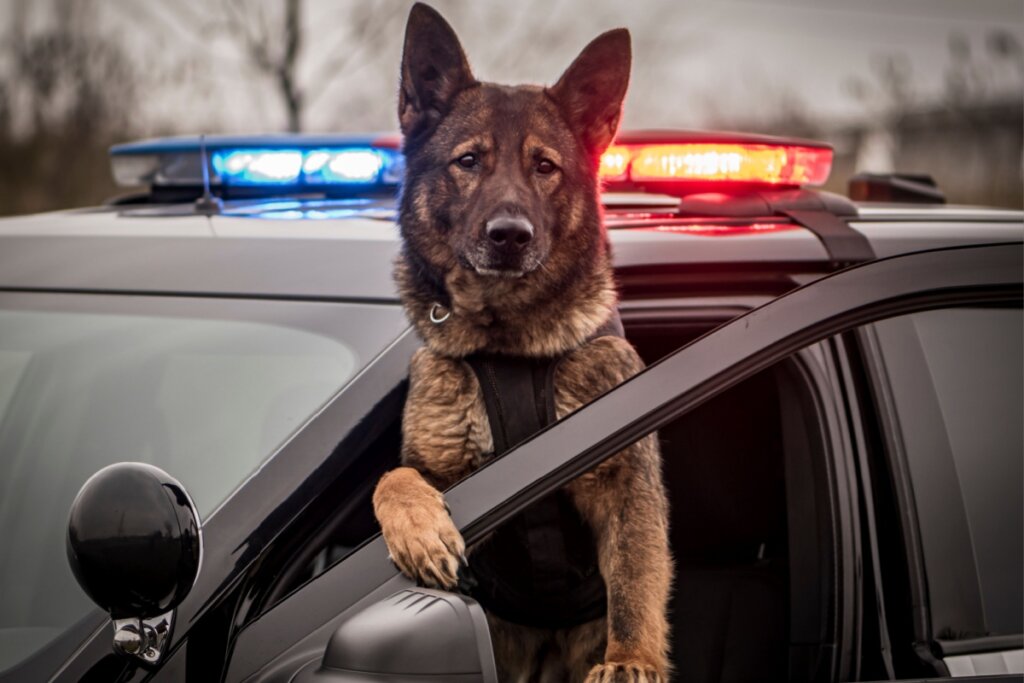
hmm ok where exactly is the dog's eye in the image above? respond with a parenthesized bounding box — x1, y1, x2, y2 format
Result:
(536, 159, 557, 175)
(456, 153, 478, 169)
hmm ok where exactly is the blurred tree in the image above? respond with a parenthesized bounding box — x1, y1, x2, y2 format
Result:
(216, 0, 305, 132)
(842, 54, 915, 174)
(844, 53, 916, 125)
(202, 0, 404, 132)
(841, 32, 1023, 208)
(0, 0, 139, 215)
(121, 0, 406, 133)
(695, 83, 820, 141)
(945, 30, 1024, 107)
(986, 29, 1024, 76)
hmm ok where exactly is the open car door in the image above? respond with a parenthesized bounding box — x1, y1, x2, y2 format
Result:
(221, 242, 1021, 683)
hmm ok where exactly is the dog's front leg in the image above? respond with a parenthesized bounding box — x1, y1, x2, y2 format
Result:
(373, 348, 492, 589)
(571, 436, 672, 683)
(555, 338, 673, 681)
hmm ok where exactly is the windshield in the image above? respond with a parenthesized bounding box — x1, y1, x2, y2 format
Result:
(0, 295, 406, 672)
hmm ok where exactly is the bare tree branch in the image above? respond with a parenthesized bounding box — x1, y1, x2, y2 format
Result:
(302, 5, 402, 109)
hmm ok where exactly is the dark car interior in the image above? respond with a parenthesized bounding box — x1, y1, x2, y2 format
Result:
(258, 315, 838, 683)
(630, 320, 837, 683)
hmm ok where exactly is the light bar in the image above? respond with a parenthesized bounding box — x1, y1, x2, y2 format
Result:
(110, 131, 832, 199)
(109, 134, 404, 192)
(600, 133, 833, 188)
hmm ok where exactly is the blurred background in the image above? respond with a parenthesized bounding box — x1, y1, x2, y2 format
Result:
(0, 0, 1020, 216)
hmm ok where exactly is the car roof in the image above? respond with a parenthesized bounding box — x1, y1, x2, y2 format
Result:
(0, 199, 1019, 301)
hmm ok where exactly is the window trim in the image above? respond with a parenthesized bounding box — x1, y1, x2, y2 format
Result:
(776, 347, 848, 682)
(802, 340, 864, 682)
(832, 332, 897, 680)
(857, 322, 937, 643)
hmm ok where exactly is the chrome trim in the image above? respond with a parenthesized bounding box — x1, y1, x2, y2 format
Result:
(945, 649, 1024, 677)
(111, 612, 173, 665)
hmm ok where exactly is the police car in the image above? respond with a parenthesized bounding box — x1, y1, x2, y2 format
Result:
(0, 132, 1020, 683)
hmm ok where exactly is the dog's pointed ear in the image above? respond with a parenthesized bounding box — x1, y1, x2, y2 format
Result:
(399, 3, 475, 138)
(548, 29, 631, 155)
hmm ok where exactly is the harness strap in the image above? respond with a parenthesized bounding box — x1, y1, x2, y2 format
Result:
(465, 355, 552, 454)
(459, 310, 624, 628)
(465, 309, 624, 452)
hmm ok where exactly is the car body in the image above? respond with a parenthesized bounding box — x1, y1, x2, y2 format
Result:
(0, 133, 1021, 682)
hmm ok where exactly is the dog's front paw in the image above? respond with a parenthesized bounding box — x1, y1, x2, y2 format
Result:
(584, 662, 664, 683)
(374, 468, 465, 590)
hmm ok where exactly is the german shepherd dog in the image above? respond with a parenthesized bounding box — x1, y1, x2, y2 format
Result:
(372, 4, 672, 681)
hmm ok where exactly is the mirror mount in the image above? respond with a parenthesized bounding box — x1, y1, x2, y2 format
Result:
(112, 613, 174, 664)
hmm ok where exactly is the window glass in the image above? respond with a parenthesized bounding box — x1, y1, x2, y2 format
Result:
(0, 300, 406, 673)
(873, 306, 1023, 637)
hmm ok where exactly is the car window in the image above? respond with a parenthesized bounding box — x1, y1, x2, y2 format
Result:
(0, 297, 406, 674)
(872, 306, 1023, 639)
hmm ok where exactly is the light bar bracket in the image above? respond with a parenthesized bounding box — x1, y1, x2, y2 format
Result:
(781, 209, 874, 265)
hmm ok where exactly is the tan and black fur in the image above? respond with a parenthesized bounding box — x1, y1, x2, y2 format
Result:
(372, 5, 672, 681)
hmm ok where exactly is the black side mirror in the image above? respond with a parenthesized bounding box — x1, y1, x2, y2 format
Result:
(66, 462, 202, 665)
(294, 587, 498, 682)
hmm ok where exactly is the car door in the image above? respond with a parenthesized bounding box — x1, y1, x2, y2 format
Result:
(206, 242, 1021, 683)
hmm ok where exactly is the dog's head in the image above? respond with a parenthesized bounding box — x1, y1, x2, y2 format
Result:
(397, 3, 630, 283)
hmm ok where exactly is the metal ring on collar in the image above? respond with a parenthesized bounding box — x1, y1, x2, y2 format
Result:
(429, 304, 451, 324)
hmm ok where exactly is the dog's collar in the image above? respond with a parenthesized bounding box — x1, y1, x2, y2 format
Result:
(429, 303, 451, 324)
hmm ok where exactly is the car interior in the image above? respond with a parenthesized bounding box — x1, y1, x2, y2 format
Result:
(260, 315, 838, 683)
(629, 319, 836, 683)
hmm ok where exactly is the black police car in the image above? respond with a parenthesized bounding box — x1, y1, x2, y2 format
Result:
(0, 132, 1020, 682)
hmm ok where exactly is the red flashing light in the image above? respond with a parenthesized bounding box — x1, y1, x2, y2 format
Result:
(601, 134, 833, 188)
(599, 146, 631, 181)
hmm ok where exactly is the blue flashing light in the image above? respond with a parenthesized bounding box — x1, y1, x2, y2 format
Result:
(210, 146, 401, 187)
(212, 149, 304, 185)
(304, 148, 385, 184)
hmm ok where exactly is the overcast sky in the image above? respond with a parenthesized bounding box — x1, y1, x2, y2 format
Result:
(5, 0, 1023, 136)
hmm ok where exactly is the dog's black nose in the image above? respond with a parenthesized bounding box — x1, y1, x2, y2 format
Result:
(486, 217, 534, 248)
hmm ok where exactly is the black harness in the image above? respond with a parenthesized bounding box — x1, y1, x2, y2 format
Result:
(462, 313, 624, 629)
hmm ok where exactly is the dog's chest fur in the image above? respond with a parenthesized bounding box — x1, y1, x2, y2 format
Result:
(400, 334, 643, 491)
